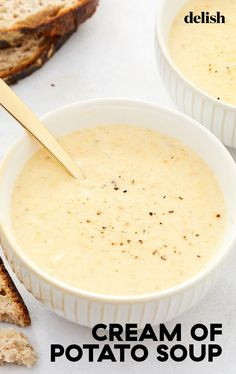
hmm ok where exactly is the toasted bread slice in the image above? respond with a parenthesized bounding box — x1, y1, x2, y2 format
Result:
(0, 0, 98, 46)
(0, 329, 37, 368)
(0, 31, 73, 84)
(0, 257, 30, 327)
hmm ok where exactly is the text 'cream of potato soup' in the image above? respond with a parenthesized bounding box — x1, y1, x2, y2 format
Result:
(11, 125, 225, 296)
(169, 0, 236, 106)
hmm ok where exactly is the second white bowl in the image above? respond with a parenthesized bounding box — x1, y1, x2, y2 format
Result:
(155, 0, 236, 148)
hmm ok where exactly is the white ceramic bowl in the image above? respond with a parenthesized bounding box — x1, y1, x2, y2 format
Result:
(155, 0, 236, 148)
(0, 99, 236, 328)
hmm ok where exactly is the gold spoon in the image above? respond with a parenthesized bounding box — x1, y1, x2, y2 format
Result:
(0, 79, 83, 180)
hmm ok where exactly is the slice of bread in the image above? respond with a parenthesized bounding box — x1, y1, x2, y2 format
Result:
(0, 329, 37, 368)
(0, 0, 98, 46)
(0, 31, 73, 84)
(0, 257, 31, 327)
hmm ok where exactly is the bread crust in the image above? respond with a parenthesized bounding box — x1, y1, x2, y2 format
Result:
(0, 0, 98, 83)
(0, 258, 31, 327)
(0, 0, 98, 46)
(1, 32, 73, 85)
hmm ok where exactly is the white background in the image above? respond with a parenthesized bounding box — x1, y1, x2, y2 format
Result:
(0, 0, 236, 373)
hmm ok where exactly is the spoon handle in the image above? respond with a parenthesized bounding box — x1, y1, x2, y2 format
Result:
(0, 79, 83, 180)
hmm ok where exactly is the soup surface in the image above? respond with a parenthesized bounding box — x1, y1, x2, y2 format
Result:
(11, 125, 225, 295)
(170, 0, 236, 106)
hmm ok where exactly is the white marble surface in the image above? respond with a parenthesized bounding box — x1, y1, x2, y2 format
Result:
(0, 0, 236, 373)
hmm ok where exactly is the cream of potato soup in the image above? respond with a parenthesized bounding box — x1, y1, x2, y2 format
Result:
(170, 0, 236, 106)
(11, 125, 225, 295)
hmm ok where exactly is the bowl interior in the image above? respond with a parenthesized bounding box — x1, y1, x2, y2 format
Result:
(157, 0, 187, 50)
(0, 99, 236, 293)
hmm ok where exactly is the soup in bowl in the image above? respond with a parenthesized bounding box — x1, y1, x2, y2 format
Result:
(0, 99, 236, 327)
(156, 0, 236, 148)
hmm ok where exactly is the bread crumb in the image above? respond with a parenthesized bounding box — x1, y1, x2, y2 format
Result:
(0, 329, 37, 368)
